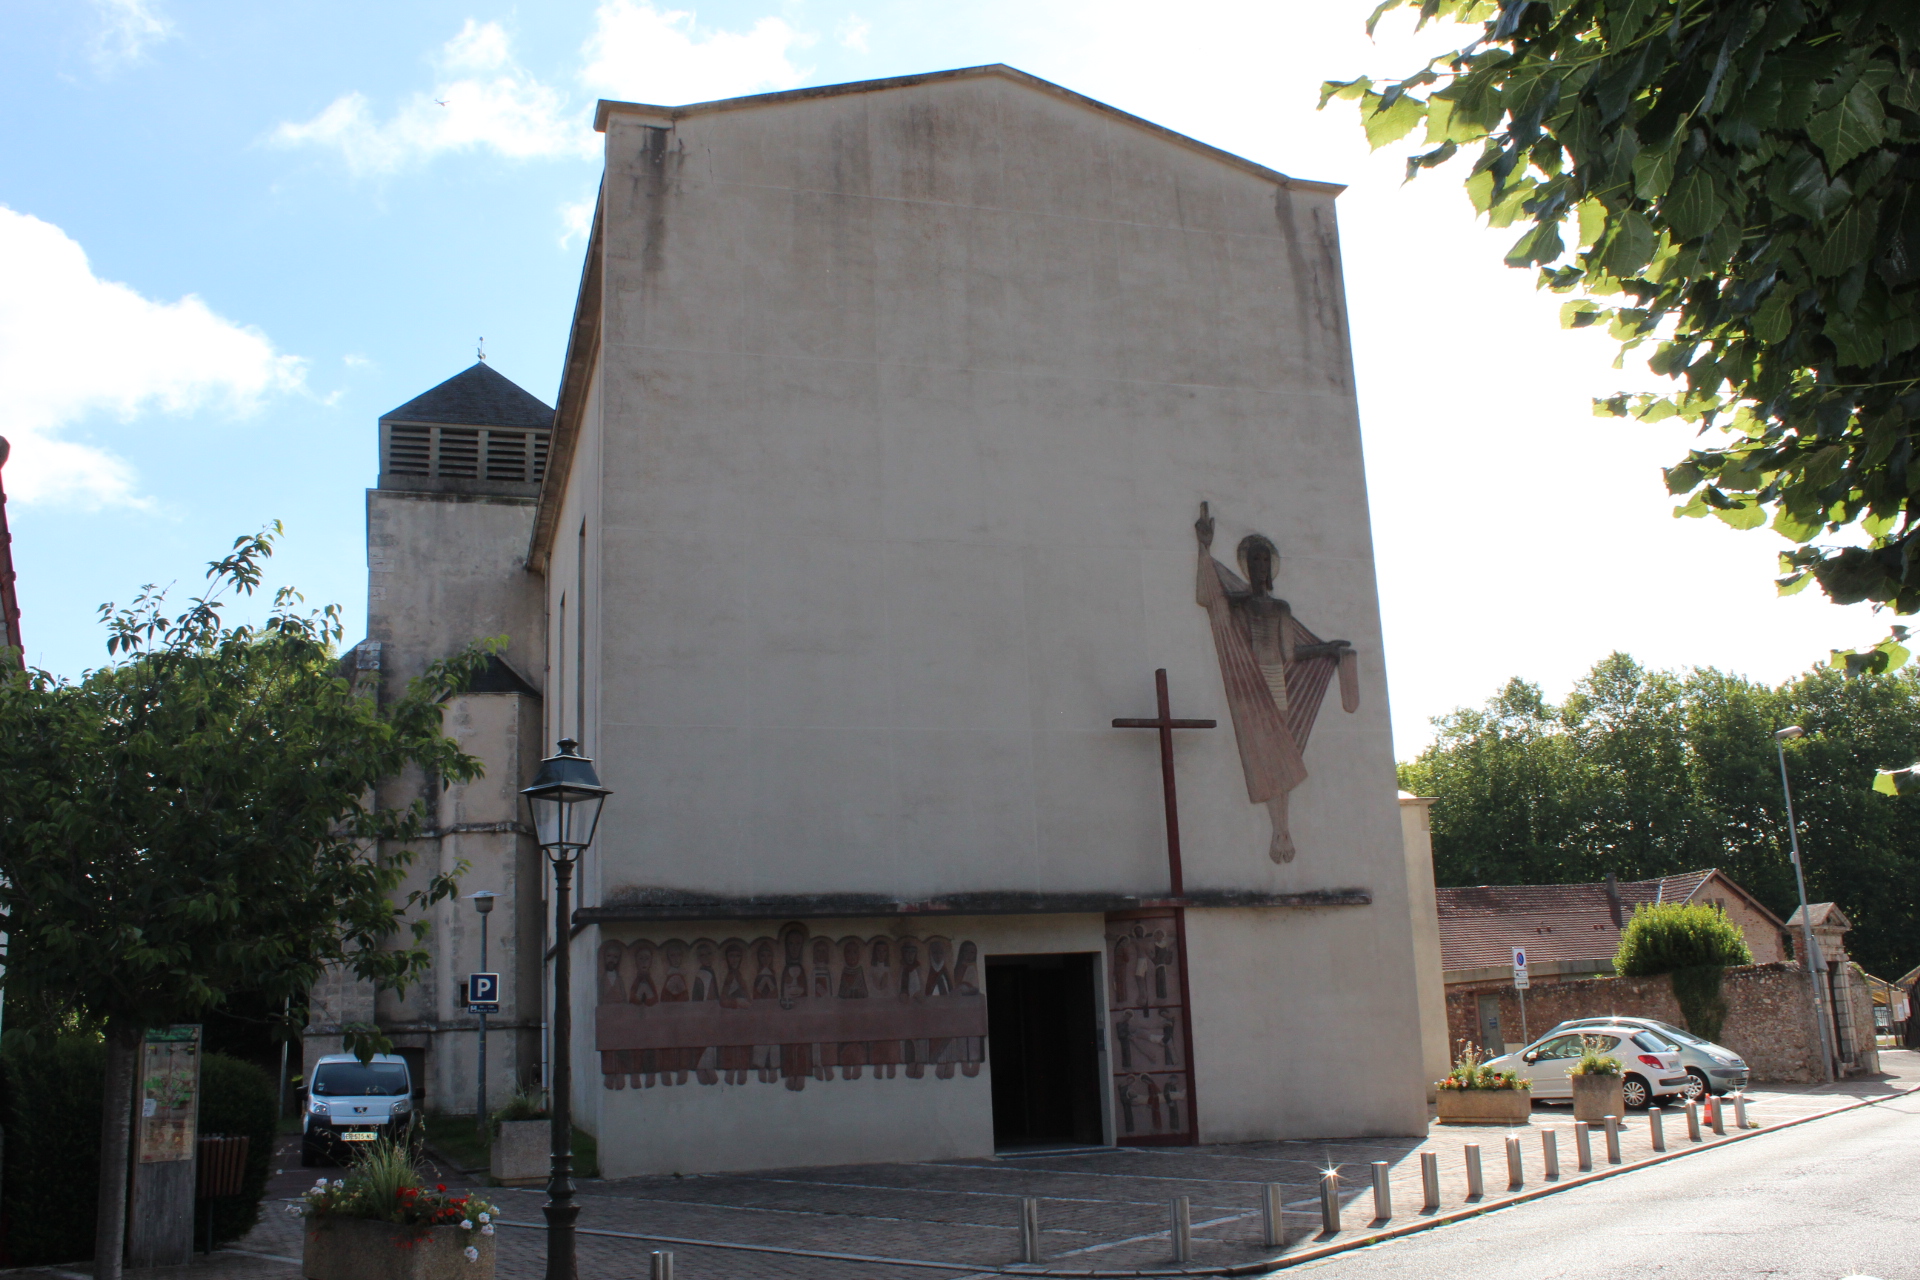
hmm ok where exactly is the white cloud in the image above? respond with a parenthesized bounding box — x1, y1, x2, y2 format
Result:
(0, 207, 304, 508)
(579, 1, 810, 103)
(559, 193, 598, 248)
(273, 21, 596, 175)
(837, 15, 871, 54)
(273, 7, 812, 176)
(90, 0, 173, 70)
(442, 17, 512, 73)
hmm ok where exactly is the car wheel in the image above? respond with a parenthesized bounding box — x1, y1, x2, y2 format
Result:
(1680, 1069, 1709, 1102)
(1621, 1074, 1651, 1110)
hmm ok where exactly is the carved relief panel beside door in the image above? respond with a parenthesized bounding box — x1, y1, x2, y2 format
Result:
(1105, 909, 1196, 1142)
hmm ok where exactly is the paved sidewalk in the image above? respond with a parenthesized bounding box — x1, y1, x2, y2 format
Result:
(14, 1052, 1915, 1280)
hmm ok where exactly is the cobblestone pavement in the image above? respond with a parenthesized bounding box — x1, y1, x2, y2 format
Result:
(12, 1052, 1914, 1280)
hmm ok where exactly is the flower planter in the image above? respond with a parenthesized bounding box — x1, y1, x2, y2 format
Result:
(303, 1216, 494, 1280)
(1572, 1073, 1625, 1122)
(1435, 1088, 1532, 1125)
(490, 1119, 548, 1187)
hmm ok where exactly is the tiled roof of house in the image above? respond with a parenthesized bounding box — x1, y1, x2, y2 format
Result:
(1437, 870, 1731, 972)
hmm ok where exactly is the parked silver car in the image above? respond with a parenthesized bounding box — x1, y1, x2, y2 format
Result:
(1484, 1024, 1692, 1110)
(1545, 1016, 1750, 1099)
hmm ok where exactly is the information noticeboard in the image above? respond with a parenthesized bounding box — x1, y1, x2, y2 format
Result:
(135, 1025, 201, 1164)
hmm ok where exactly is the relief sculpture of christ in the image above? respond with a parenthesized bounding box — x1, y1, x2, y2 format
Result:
(1195, 503, 1359, 862)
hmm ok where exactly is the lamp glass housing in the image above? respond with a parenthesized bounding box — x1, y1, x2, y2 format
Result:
(520, 738, 609, 862)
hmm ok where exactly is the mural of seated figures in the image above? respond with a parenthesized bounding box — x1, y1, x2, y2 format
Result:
(596, 924, 989, 1091)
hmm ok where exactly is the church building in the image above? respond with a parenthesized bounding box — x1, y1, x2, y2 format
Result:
(316, 64, 1449, 1178)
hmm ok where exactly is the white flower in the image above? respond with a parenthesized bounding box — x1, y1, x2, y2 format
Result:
(464, 1246, 480, 1262)
(481, 1224, 494, 1236)
(333, 1180, 345, 1188)
(477, 1213, 490, 1224)
(461, 1220, 474, 1230)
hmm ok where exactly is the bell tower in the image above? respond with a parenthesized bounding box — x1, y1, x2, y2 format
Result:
(306, 361, 552, 1118)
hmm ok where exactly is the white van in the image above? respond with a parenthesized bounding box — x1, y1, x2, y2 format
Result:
(301, 1053, 414, 1166)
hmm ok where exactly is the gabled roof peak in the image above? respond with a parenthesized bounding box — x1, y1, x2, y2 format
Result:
(592, 63, 1342, 196)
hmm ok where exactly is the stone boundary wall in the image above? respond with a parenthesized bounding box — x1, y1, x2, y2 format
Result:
(1443, 962, 1823, 1083)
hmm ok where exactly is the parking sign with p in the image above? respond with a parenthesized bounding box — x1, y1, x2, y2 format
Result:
(468, 972, 500, 1012)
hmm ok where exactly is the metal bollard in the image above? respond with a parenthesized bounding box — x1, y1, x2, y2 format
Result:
(1020, 1198, 1042, 1263)
(1463, 1143, 1483, 1199)
(1685, 1099, 1702, 1142)
(1505, 1135, 1523, 1189)
(1709, 1096, 1726, 1136)
(1603, 1115, 1622, 1165)
(1420, 1151, 1440, 1211)
(1319, 1170, 1342, 1236)
(1573, 1120, 1593, 1171)
(1371, 1161, 1392, 1221)
(1733, 1092, 1749, 1129)
(649, 1251, 674, 1280)
(1171, 1195, 1192, 1263)
(1541, 1129, 1559, 1180)
(1649, 1107, 1666, 1152)
(1261, 1182, 1284, 1248)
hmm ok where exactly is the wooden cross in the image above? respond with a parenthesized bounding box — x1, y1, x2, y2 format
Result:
(1112, 669, 1216, 896)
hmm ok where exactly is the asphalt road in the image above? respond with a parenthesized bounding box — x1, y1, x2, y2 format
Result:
(1292, 1096, 1920, 1280)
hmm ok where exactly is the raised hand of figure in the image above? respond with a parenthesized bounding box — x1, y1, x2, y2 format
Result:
(1195, 501, 1214, 549)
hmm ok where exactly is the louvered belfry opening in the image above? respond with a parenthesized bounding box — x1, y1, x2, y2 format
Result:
(376, 363, 556, 496)
(383, 423, 547, 486)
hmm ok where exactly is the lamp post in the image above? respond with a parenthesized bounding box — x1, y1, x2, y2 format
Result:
(470, 890, 498, 1139)
(1773, 726, 1835, 1083)
(521, 739, 609, 1280)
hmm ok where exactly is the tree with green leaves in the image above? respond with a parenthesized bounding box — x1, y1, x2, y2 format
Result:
(0, 528, 492, 1278)
(1399, 652, 1920, 976)
(1326, 1, 1920, 656)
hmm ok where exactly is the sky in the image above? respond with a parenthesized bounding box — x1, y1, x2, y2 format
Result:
(0, 0, 1890, 758)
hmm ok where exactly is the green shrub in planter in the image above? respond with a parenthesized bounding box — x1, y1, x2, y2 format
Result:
(0, 1036, 277, 1265)
(1614, 902, 1753, 1042)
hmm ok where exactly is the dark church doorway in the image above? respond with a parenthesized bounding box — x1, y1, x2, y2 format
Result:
(986, 953, 1104, 1149)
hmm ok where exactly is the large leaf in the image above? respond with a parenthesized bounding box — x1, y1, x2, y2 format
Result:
(1665, 170, 1726, 243)
(1808, 80, 1887, 173)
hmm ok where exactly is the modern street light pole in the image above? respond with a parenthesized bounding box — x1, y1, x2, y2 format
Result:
(1773, 726, 1836, 1083)
(471, 890, 498, 1139)
(521, 740, 610, 1280)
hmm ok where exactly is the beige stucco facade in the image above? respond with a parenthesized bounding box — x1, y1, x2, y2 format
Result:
(530, 67, 1430, 1177)
(346, 65, 1436, 1177)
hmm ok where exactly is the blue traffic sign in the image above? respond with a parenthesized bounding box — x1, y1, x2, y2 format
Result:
(468, 972, 500, 1011)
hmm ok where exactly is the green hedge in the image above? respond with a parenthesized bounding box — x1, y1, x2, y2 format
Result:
(1, 1035, 106, 1266)
(1615, 902, 1755, 1042)
(0, 1036, 277, 1265)
(198, 1053, 277, 1245)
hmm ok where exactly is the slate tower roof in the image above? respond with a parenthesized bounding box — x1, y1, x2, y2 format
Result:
(377, 363, 554, 497)
(381, 361, 554, 430)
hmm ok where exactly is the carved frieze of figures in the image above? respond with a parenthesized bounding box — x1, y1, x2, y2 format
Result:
(596, 923, 986, 1092)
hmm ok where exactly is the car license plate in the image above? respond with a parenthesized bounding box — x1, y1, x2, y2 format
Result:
(341, 1130, 378, 1141)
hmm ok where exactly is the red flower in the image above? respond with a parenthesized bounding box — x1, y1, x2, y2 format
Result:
(437, 1185, 446, 1192)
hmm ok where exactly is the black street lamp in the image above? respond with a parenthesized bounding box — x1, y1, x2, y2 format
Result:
(521, 738, 609, 1280)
